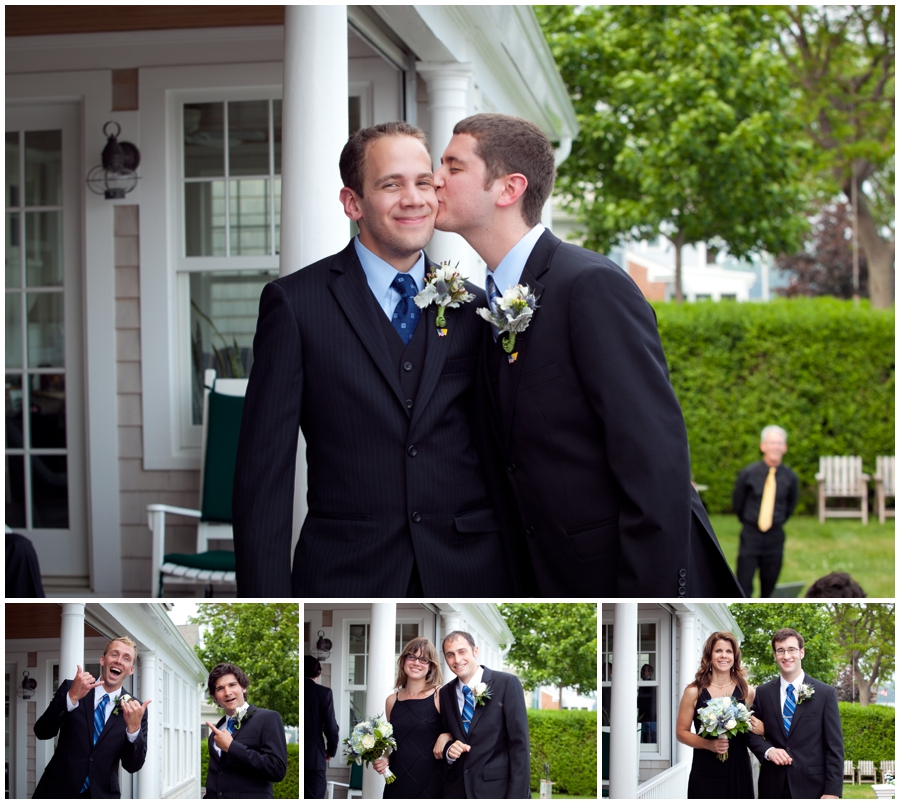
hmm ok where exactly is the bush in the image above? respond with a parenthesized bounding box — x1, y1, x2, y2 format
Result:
(653, 297, 895, 514)
(839, 703, 895, 762)
(198, 738, 299, 797)
(528, 709, 597, 796)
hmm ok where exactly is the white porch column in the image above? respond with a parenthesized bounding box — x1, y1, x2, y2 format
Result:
(416, 63, 482, 279)
(136, 651, 159, 800)
(281, 5, 349, 543)
(362, 602, 397, 800)
(59, 603, 85, 681)
(609, 603, 638, 800)
(675, 609, 697, 768)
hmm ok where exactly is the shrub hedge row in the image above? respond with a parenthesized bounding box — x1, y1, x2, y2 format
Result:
(528, 709, 597, 796)
(839, 702, 895, 762)
(199, 739, 299, 798)
(653, 298, 895, 514)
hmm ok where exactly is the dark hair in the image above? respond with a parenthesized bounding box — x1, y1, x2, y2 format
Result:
(804, 572, 867, 598)
(207, 663, 250, 698)
(394, 637, 443, 691)
(304, 655, 322, 679)
(771, 628, 805, 652)
(453, 113, 556, 227)
(442, 630, 477, 654)
(339, 121, 430, 196)
(691, 631, 749, 700)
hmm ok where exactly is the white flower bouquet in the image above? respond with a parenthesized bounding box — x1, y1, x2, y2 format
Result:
(696, 695, 753, 762)
(342, 713, 398, 783)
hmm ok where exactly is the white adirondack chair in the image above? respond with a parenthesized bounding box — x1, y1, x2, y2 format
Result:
(880, 760, 895, 783)
(858, 760, 877, 785)
(873, 456, 895, 525)
(816, 456, 870, 524)
(843, 760, 856, 784)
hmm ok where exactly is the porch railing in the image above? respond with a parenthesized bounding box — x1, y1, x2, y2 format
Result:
(636, 761, 689, 799)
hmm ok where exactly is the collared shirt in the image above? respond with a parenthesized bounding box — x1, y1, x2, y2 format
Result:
(447, 667, 485, 765)
(67, 685, 140, 742)
(354, 236, 426, 320)
(484, 223, 545, 297)
(213, 704, 250, 757)
(764, 671, 805, 760)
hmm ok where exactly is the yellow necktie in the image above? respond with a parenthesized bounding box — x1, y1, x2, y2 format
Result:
(758, 466, 777, 532)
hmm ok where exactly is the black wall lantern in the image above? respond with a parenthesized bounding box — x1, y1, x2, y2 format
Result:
(310, 630, 332, 661)
(17, 670, 37, 700)
(86, 121, 141, 199)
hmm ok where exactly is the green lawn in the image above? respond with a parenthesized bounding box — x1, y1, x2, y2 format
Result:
(843, 782, 880, 799)
(708, 514, 895, 598)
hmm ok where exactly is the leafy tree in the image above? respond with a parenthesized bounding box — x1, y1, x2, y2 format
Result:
(536, 5, 810, 302)
(499, 603, 597, 702)
(189, 603, 299, 726)
(776, 6, 895, 308)
(728, 603, 839, 685)
(830, 603, 894, 707)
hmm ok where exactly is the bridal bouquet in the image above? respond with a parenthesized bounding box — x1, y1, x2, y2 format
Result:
(343, 713, 398, 783)
(696, 696, 752, 762)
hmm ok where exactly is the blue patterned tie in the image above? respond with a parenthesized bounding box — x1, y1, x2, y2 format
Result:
(81, 693, 110, 792)
(227, 717, 236, 735)
(783, 683, 795, 733)
(462, 685, 475, 735)
(486, 273, 501, 342)
(391, 273, 420, 345)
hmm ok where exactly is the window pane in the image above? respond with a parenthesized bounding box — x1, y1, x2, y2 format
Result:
(189, 270, 274, 425)
(185, 181, 226, 257)
(273, 100, 282, 174)
(26, 292, 65, 368)
(639, 623, 656, 651)
(31, 453, 68, 528)
(29, 373, 66, 449)
(6, 295, 21, 368)
(6, 131, 19, 207)
(26, 211, 63, 287)
(184, 103, 224, 178)
(349, 96, 362, 136)
(5, 455, 25, 528)
(6, 374, 24, 448)
(637, 687, 658, 745)
(229, 179, 269, 256)
(349, 690, 367, 728)
(228, 100, 270, 176)
(6, 213, 21, 288)
(24, 130, 62, 208)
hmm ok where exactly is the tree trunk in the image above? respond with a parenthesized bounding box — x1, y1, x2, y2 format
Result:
(558, 682, 564, 709)
(856, 674, 873, 707)
(671, 231, 685, 304)
(846, 178, 895, 308)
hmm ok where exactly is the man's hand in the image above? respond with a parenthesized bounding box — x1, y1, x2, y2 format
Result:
(447, 740, 471, 760)
(206, 721, 234, 753)
(767, 748, 792, 765)
(69, 665, 104, 703)
(121, 698, 150, 734)
(821, 796, 839, 799)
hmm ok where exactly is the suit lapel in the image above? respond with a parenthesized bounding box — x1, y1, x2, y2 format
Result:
(467, 666, 491, 736)
(771, 680, 789, 741)
(447, 678, 466, 736)
(94, 690, 120, 748)
(787, 677, 812, 738)
(84, 686, 96, 738)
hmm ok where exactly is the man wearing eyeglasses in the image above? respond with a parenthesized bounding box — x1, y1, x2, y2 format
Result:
(747, 628, 844, 799)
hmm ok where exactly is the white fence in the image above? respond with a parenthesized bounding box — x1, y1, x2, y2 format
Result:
(636, 762, 689, 799)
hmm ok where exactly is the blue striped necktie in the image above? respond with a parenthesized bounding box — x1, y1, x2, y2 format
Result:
(81, 693, 110, 792)
(227, 717, 236, 734)
(391, 273, 420, 345)
(462, 685, 475, 734)
(486, 273, 501, 341)
(783, 683, 795, 733)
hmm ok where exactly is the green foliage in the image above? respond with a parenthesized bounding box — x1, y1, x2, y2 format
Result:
(653, 297, 895, 514)
(728, 603, 840, 685)
(189, 604, 299, 726)
(839, 703, 895, 762)
(499, 604, 597, 695)
(831, 604, 895, 704)
(528, 710, 597, 796)
(199, 739, 299, 798)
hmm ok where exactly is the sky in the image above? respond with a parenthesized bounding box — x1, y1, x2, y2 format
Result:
(166, 601, 201, 626)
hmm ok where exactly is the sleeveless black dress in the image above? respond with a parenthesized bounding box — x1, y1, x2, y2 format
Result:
(383, 693, 447, 799)
(687, 688, 754, 799)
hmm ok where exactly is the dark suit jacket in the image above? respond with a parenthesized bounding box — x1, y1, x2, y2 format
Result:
(747, 674, 844, 798)
(439, 666, 530, 799)
(204, 705, 288, 799)
(233, 240, 518, 597)
(304, 678, 339, 771)
(33, 681, 148, 799)
(480, 230, 743, 597)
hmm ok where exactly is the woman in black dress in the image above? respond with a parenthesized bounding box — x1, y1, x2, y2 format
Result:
(372, 638, 451, 798)
(676, 631, 765, 799)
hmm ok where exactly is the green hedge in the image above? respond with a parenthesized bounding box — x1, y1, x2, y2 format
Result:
(839, 703, 895, 762)
(199, 738, 299, 798)
(653, 297, 895, 514)
(528, 709, 597, 796)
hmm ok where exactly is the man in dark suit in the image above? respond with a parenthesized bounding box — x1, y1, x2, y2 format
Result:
(431, 112, 743, 598)
(304, 656, 339, 799)
(204, 662, 288, 799)
(747, 628, 844, 798)
(33, 637, 149, 798)
(438, 631, 530, 799)
(233, 121, 520, 597)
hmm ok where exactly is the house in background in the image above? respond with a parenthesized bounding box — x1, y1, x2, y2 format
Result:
(5, 6, 577, 597)
(5, 601, 208, 799)
(304, 601, 518, 799)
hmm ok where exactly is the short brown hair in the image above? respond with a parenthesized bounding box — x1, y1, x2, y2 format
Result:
(453, 113, 557, 227)
(442, 630, 477, 654)
(104, 636, 138, 662)
(207, 663, 250, 698)
(772, 628, 805, 652)
(339, 122, 430, 196)
(394, 637, 443, 691)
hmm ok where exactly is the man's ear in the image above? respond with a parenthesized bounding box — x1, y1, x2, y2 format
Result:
(340, 187, 363, 221)
(495, 173, 528, 210)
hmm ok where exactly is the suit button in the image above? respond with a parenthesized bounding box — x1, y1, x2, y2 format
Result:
(403, 361, 413, 371)
(412, 512, 422, 523)
(679, 568, 687, 578)
(525, 525, 535, 536)
(677, 587, 686, 596)
(679, 578, 686, 587)
(408, 445, 418, 457)
(406, 398, 413, 409)
(507, 463, 516, 473)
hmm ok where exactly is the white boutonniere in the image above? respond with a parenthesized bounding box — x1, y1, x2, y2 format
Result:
(472, 682, 492, 706)
(476, 284, 540, 363)
(232, 702, 251, 729)
(795, 683, 814, 705)
(414, 261, 475, 336)
(112, 693, 134, 717)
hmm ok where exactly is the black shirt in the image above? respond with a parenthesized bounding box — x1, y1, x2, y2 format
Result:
(733, 461, 799, 529)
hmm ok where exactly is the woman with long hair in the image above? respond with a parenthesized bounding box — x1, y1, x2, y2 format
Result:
(372, 637, 451, 798)
(676, 631, 765, 798)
